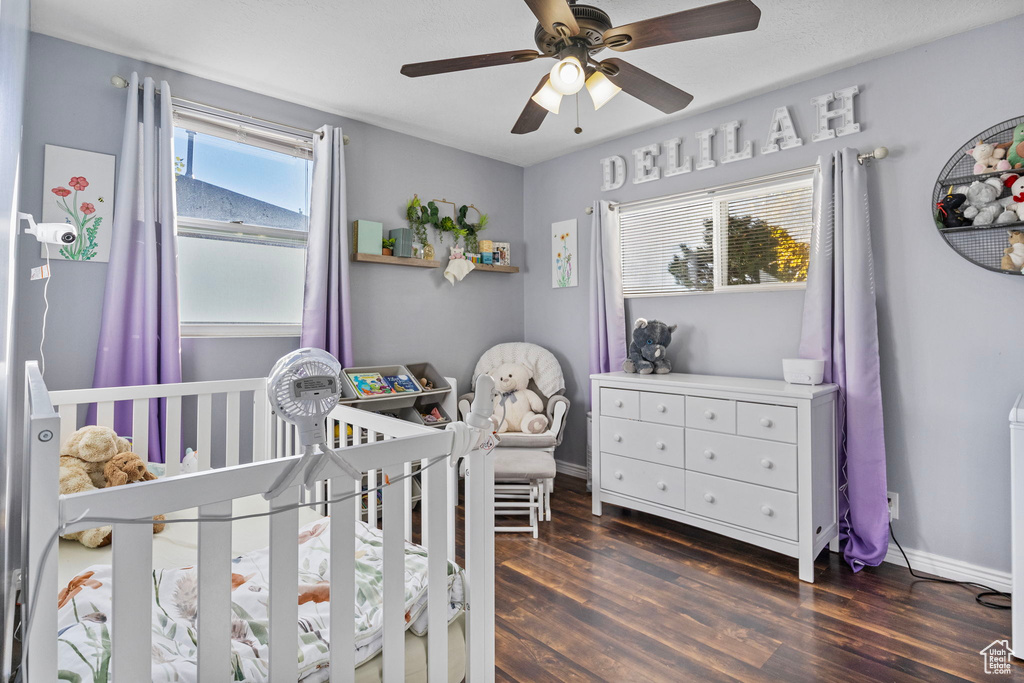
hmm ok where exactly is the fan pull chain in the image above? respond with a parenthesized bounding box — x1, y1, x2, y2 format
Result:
(574, 93, 582, 135)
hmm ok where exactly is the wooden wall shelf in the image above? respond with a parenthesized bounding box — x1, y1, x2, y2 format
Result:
(352, 253, 441, 268)
(473, 263, 519, 273)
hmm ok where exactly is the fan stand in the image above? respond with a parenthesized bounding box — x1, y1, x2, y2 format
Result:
(264, 443, 362, 500)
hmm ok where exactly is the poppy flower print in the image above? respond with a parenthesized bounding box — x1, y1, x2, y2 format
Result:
(48, 168, 103, 261)
(68, 176, 89, 191)
(80, 203, 95, 215)
(51, 187, 71, 197)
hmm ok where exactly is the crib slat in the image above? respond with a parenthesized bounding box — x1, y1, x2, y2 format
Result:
(404, 460, 413, 542)
(58, 404, 77, 448)
(165, 395, 182, 476)
(112, 522, 153, 681)
(269, 485, 300, 682)
(382, 462, 406, 683)
(197, 499, 232, 681)
(285, 421, 294, 457)
(367, 468, 377, 528)
(447, 463, 458, 563)
(97, 400, 114, 429)
(464, 449, 496, 683)
(423, 456, 450, 683)
(197, 393, 212, 470)
(253, 391, 268, 462)
(329, 475, 357, 683)
(132, 398, 149, 461)
(225, 391, 240, 467)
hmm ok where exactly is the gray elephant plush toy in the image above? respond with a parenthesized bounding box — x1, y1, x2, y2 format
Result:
(623, 318, 677, 374)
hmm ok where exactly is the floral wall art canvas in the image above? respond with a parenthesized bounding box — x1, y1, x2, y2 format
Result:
(552, 219, 578, 288)
(42, 144, 115, 262)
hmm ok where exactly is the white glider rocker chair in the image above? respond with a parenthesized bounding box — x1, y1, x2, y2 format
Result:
(459, 343, 569, 537)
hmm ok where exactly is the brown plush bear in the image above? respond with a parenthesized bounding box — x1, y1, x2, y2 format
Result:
(59, 426, 132, 548)
(1001, 230, 1024, 272)
(103, 452, 166, 534)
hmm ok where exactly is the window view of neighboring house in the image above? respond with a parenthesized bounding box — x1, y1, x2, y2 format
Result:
(173, 112, 313, 336)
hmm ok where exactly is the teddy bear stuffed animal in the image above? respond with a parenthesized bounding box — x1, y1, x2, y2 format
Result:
(1002, 174, 1024, 222)
(1002, 230, 1024, 272)
(59, 426, 132, 547)
(966, 139, 1011, 174)
(487, 362, 549, 434)
(104, 452, 166, 533)
(623, 318, 677, 374)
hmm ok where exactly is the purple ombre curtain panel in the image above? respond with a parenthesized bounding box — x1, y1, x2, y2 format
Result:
(799, 149, 888, 571)
(92, 73, 182, 463)
(588, 200, 627, 388)
(300, 125, 353, 366)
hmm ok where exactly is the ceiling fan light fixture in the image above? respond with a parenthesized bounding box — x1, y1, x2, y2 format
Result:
(549, 56, 585, 95)
(531, 80, 563, 114)
(585, 70, 621, 110)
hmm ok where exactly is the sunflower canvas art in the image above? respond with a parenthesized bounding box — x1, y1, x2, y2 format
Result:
(552, 218, 578, 288)
(42, 144, 115, 262)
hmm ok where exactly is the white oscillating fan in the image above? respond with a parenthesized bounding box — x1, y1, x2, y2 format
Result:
(264, 348, 361, 500)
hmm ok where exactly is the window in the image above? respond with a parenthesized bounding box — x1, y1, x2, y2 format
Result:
(619, 170, 815, 298)
(173, 104, 313, 336)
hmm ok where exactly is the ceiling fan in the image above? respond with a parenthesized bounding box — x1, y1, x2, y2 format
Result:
(400, 0, 761, 135)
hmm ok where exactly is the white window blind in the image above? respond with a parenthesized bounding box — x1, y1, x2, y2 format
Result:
(619, 170, 815, 297)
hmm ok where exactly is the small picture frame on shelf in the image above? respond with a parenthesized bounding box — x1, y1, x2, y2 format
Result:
(493, 241, 511, 266)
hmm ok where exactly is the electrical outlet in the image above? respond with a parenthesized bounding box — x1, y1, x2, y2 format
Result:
(887, 491, 899, 520)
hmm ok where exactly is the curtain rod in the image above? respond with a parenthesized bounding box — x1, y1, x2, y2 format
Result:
(110, 74, 350, 145)
(583, 147, 888, 214)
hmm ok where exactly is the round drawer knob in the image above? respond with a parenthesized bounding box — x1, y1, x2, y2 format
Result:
(614, 471, 623, 480)
(613, 434, 623, 443)
(704, 493, 715, 503)
(655, 441, 666, 450)
(704, 410, 716, 420)
(703, 449, 714, 460)
(760, 418, 773, 428)
(656, 481, 667, 491)
(614, 399, 623, 408)
(760, 459, 773, 469)
(761, 505, 774, 517)
(657, 404, 667, 413)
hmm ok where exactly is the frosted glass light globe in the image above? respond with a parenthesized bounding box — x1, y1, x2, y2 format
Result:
(550, 56, 585, 95)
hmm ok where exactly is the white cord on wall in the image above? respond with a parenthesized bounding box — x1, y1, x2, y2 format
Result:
(40, 242, 50, 377)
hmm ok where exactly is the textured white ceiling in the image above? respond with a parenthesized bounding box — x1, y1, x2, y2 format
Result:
(30, 0, 1024, 166)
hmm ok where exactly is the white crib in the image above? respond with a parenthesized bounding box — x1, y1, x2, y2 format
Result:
(20, 360, 496, 682)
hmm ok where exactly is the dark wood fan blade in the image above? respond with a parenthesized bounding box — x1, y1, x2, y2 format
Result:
(603, 0, 760, 52)
(512, 75, 552, 135)
(401, 50, 539, 77)
(601, 59, 693, 114)
(524, 0, 579, 36)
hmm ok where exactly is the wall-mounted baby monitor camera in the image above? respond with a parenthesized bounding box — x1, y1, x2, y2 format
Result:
(17, 212, 78, 245)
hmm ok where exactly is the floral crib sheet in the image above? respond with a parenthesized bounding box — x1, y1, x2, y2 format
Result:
(55, 517, 466, 682)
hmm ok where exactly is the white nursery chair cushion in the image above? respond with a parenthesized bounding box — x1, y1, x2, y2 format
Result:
(493, 449, 557, 480)
(472, 342, 565, 398)
(494, 430, 559, 449)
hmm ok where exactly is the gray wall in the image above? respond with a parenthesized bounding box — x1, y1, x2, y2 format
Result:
(16, 33, 525, 396)
(523, 14, 1024, 573)
(0, 0, 30, 659)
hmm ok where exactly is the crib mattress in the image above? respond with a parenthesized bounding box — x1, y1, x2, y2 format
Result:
(57, 494, 324, 585)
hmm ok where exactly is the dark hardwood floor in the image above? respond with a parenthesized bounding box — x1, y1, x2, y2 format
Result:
(490, 474, 1021, 683)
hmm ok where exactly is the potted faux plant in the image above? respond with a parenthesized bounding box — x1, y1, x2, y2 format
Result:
(382, 237, 396, 256)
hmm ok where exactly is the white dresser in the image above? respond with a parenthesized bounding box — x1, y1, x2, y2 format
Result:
(591, 372, 839, 582)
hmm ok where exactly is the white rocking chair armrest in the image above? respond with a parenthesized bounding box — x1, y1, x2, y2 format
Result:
(547, 395, 570, 446)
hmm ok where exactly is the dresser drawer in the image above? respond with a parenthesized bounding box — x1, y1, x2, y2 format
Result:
(685, 430, 797, 492)
(686, 396, 736, 434)
(686, 472, 797, 540)
(601, 453, 686, 510)
(737, 402, 797, 443)
(600, 416, 685, 468)
(640, 392, 686, 427)
(601, 388, 639, 420)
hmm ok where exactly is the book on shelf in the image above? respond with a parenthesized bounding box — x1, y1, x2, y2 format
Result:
(347, 372, 394, 397)
(383, 374, 421, 393)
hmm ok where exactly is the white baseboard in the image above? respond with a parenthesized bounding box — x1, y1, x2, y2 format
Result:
(883, 544, 1011, 593)
(555, 460, 588, 481)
